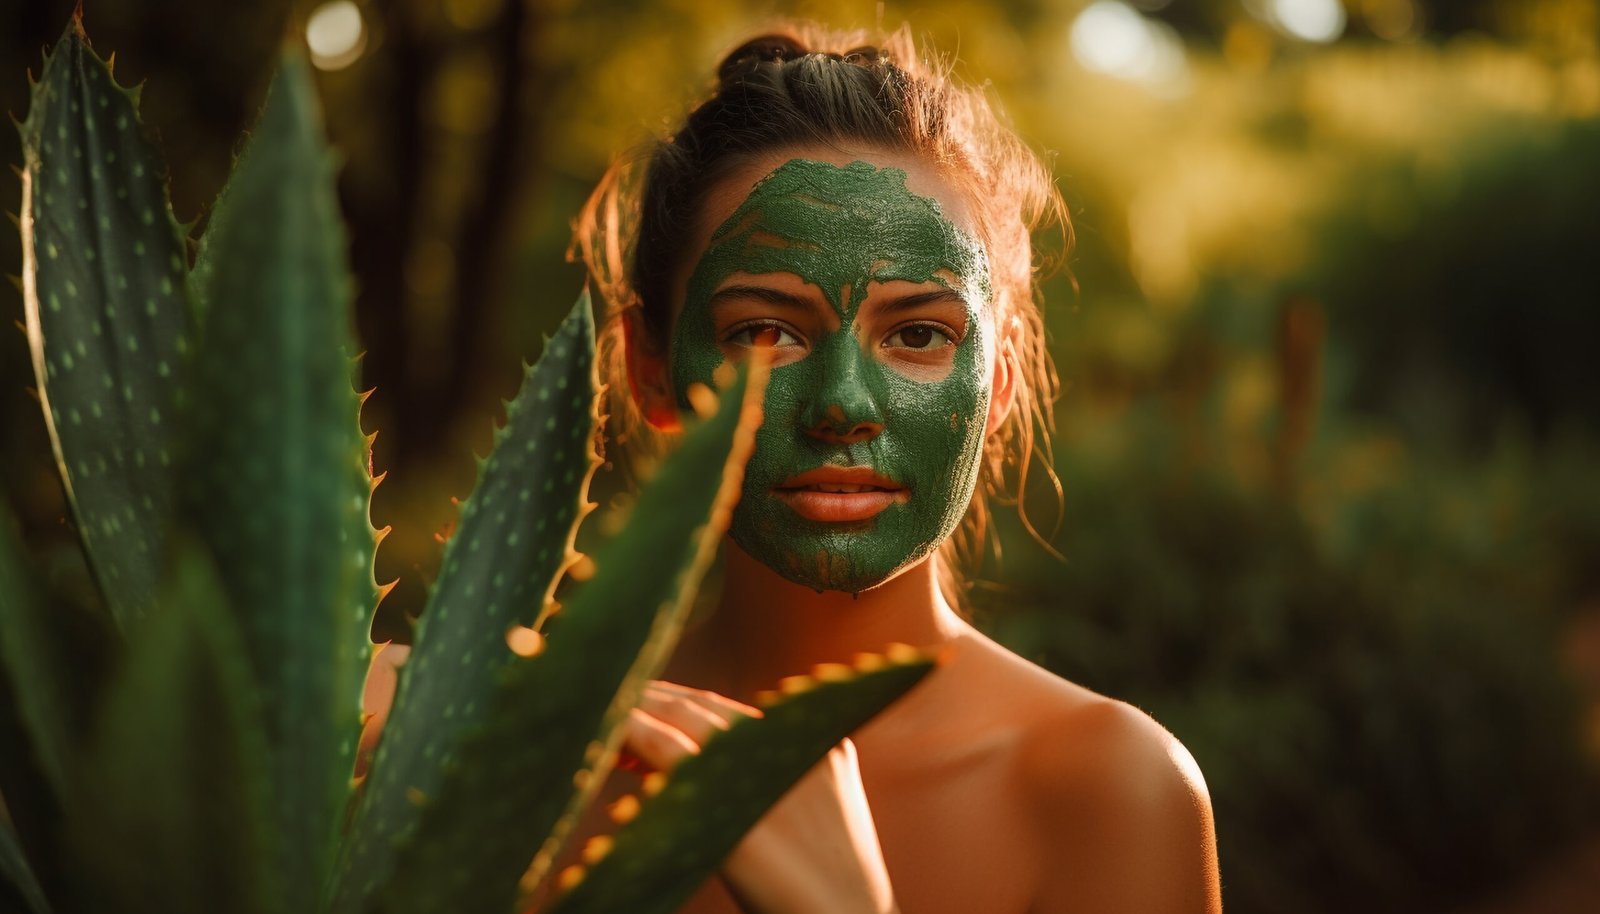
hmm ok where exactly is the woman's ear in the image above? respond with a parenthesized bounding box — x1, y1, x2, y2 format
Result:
(985, 329, 1018, 438)
(622, 309, 682, 432)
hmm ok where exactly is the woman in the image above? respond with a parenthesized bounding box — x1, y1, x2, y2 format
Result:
(572, 25, 1222, 914)
(370, 23, 1221, 914)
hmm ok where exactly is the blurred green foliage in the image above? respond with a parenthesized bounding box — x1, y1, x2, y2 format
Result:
(987, 420, 1600, 912)
(4, 0, 1599, 911)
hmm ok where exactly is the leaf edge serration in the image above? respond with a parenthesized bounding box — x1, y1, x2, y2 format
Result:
(368, 357, 768, 914)
(330, 290, 604, 914)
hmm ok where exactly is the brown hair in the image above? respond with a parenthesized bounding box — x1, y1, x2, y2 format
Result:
(572, 22, 1067, 601)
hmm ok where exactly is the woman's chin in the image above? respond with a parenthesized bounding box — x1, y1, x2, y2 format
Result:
(725, 528, 937, 597)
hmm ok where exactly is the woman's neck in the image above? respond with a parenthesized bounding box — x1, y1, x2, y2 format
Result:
(665, 539, 968, 702)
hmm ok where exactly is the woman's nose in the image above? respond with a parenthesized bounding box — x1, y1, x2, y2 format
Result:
(799, 334, 884, 445)
(804, 404, 883, 444)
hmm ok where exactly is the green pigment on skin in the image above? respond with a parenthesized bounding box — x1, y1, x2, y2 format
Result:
(671, 158, 994, 593)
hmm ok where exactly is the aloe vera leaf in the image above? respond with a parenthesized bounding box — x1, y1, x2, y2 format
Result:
(0, 817, 52, 914)
(332, 293, 597, 907)
(329, 291, 599, 911)
(545, 653, 935, 914)
(66, 541, 279, 914)
(176, 48, 376, 911)
(16, 19, 193, 630)
(369, 361, 766, 914)
(0, 504, 74, 802)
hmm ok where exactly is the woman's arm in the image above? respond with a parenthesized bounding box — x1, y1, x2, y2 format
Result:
(1024, 699, 1221, 914)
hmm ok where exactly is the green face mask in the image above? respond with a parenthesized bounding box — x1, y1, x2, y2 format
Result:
(672, 158, 993, 593)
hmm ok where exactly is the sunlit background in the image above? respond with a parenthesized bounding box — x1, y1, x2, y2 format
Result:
(3, 0, 1598, 910)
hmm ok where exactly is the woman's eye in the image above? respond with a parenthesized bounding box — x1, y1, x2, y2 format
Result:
(725, 323, 802, 349)
(883, 324, 953, 351)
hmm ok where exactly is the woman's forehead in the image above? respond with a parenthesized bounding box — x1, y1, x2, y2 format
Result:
(695, 145, 981, 250)
(679, 152, 992, 322)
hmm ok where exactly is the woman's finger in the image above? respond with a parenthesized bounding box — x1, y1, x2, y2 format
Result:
(648, 680, 764, 719)
(622, 706, 699, 771)
(640, 686, 736, 745)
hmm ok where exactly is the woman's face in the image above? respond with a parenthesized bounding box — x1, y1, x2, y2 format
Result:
(661, 146, 1000, 594)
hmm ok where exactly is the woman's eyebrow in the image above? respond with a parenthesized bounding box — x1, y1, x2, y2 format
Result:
(872, 288, 969, 312)
(708, 284, 818, 312)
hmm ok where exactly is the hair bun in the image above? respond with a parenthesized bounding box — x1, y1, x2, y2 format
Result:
(717, 33, 808, 85)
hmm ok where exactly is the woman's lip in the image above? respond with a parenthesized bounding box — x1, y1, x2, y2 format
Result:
(777, 466, 905, 490)
(772, 488, 907, 522)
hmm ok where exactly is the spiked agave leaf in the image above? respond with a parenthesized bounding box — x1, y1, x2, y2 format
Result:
(368, 362, 766, 914)
(331, 291, 600, 912)
(178, 48, 377, 911)
(66, 541, 279, 914)
(547, 650, 937, 914)
(17, 17, 193, 629)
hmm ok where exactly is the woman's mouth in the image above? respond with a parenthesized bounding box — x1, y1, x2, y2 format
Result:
(773, 467, 908, 522)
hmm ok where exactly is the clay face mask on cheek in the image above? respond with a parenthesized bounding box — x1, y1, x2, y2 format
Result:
(672, 159, 993, 593)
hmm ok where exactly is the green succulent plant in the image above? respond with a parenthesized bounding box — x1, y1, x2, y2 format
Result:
(0, 16, 934, 914)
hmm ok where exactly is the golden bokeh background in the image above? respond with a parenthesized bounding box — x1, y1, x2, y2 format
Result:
(3, 1, 1598, 910)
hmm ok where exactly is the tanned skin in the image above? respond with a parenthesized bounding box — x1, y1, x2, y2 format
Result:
(359, 145, 1221, 914)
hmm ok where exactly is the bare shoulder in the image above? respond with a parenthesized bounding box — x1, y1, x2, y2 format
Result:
(954, 630, 1222, 913)
(1018, 692, 1211, 832)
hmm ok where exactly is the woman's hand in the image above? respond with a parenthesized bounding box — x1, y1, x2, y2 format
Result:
(623, 682, 900, 914)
